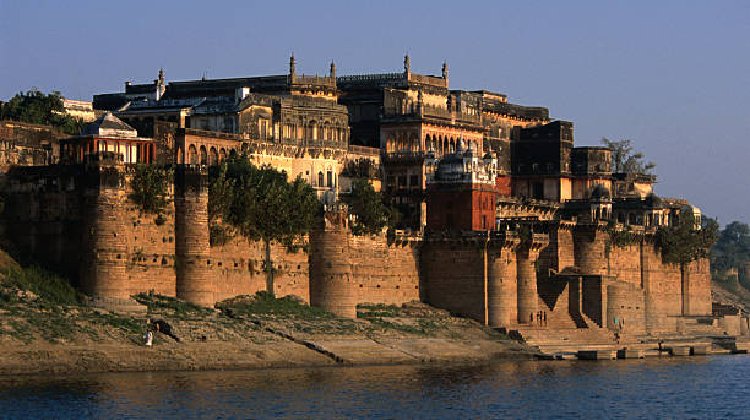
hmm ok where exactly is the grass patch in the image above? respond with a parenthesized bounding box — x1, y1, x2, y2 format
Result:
(1, 266, 81, 306)
(357, 303, 402, 318)
(23, 307, 78, 342)
(366, 318, 427, 335)
(216, 291, 334, 320)
(133, 292, 213, 317)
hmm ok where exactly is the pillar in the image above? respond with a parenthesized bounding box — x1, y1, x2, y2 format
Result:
(574, 224, 607, 275)
(517, 245, 540, 324)
(82, 158, 129, 299)
(174, 165, 214, 306)
(309, 205, 357, 318)
(487, 238, 518, 327)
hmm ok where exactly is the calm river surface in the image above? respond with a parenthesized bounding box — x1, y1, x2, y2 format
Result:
(1, 356, 749, 419)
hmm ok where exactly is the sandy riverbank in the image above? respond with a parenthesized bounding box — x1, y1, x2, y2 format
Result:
(0, 282, 536, 376)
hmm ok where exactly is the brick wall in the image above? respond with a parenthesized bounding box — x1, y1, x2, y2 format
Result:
(607, 243, 642, 288)
(349, 235, 420, 305)
(422, 239, 487, 322)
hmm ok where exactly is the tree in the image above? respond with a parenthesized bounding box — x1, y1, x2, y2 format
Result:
(601, 138, 655, 176)
(655, 212, 718, 266)
(344, 179, 388, 236)
(1, 89, 83, 134)
(711, 221, 750, 273)
(209, 154, 321, 293)
(129, 164, 172, 214)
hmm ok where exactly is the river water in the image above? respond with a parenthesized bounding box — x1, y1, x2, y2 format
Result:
(0, 356, 748, 419)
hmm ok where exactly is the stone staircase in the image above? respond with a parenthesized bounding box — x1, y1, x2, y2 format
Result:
(676, 316, 723, 336)
(512, 298, 621, 354)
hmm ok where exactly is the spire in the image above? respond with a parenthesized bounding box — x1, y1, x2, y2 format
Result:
(330, 60, 336, 79)
(442, 61, 449, 80)
(404, 54, 411, 75)
(289, 54, 296, 79)
(155, 68, 166, 100)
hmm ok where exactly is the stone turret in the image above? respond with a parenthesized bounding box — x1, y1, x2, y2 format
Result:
(81, 152, 129, 300)
(289, 54, 296, 81)
(404, 54, 411, 76)
(573, 223, 608, 275)
(487, 232, 520, 327)
(309, 204, 357, 318)
(330, 61, 336, 79)
(517, 233, 548, 324)
(174, 165, 213, 306)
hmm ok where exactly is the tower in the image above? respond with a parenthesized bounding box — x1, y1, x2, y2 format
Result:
(289, 54, 296, 81)
(81, 153, 129, 300)
(174, 165, 214, 306)
(309, 204, 357, 318)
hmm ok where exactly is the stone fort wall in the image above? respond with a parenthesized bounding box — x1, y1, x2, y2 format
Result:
(2, 164, 420, 310)
(1, 164, 712, 339)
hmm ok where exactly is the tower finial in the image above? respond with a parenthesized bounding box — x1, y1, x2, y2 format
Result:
(330, 60, 336, 79)
(442, 61, 448, 80)
(404, 54, 411, 74)
(289, 53, 296, 78)
(158, 67, 164, 82)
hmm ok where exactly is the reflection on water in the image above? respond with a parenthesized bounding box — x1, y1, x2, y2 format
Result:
(0, 356, 746, 418)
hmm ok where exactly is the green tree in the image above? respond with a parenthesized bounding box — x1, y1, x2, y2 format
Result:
(601, 138, 656, 176)
(1, 89, 83, 134)
(344, 179, 388, 235)
(655, 212, 718, 265)
(711, 221, 750, 273)
(129, 164, 172, 213)
(209, 154, 321, 293)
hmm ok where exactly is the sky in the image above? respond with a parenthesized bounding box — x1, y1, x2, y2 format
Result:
(1, 0, 748, 224)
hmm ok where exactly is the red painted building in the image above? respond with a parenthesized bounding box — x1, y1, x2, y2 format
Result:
(426, 144, 498, 232)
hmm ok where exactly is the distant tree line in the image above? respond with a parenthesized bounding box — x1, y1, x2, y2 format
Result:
(712, 221, 750, 277)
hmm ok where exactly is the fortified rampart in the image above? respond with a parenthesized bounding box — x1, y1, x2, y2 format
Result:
(0, 162, 714, 340)
(1, 163, 422, 313)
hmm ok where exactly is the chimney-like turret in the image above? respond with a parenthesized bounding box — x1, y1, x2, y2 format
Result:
(404, 54, 411, 75)
(289, 54, 296, 81)
(330, 61, 336, 79)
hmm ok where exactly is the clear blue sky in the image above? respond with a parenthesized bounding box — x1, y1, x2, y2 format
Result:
(1, 0, 748, 224)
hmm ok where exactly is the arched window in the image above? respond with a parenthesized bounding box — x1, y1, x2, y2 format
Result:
(318, 171, 324, 188)
(209, 147, 218, 166)
(200, 145, 208, 165)
(188, 144, 198, 165)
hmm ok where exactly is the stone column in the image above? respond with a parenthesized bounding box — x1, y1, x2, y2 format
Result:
(515, 231, 549, 325)
(175, 165, 214, 306)
(516, 245, 540, 325)
(82, 160, 129, 300)
(310, 205, 357, 318)
(487, 234, 518, 328)
(574, 224, 608, 276)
